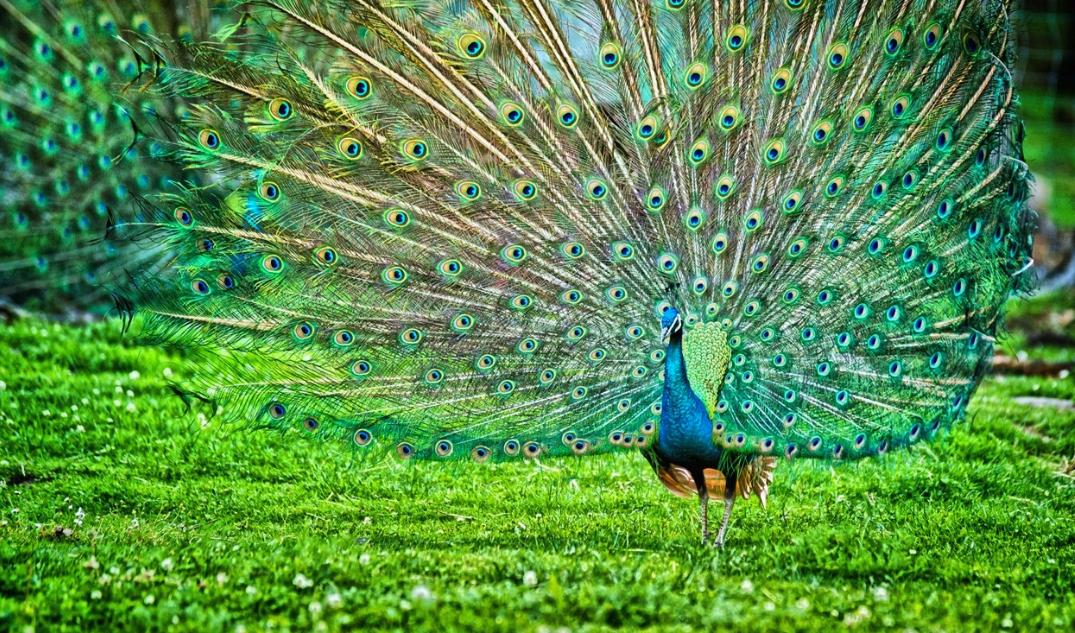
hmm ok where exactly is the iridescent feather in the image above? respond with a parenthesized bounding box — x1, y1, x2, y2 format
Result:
(0, 0, 216, 312)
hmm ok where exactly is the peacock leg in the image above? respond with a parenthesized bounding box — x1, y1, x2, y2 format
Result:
(697, 478, 710, 544)
(713, 469, 738, 547)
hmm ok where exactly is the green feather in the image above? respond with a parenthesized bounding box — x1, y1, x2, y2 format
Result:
(110, 0, 1032, 469)
(0, 0, 219, 312)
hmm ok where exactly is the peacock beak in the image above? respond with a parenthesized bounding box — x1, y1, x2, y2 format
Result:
(660, 325, 672, 344)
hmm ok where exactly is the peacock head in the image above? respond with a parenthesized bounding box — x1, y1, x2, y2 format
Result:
(660, 307, 682, 344)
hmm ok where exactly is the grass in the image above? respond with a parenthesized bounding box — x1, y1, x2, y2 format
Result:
(1, 297, 1073, 633)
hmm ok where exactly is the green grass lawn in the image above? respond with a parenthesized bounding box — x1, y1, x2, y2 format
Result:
(1, 300, 1073, 632)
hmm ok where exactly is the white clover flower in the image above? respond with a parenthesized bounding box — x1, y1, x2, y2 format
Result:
(293, 573, 313, 589)
(523, 571, 538, 587)
(161, 558, 174, 572)
(410, 585, 433, 602)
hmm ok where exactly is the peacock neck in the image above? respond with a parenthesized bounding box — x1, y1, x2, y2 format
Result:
(658, 332, 721, 467)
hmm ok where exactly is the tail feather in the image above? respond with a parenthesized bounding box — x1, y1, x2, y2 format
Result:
(115, 0, 1033, 463)
(0, 0, 219, 312)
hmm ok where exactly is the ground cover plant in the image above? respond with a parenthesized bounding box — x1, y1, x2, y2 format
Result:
(0, 293, 1073, 632)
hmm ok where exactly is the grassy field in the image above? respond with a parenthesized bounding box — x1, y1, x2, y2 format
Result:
(1, 297, 1073, 632)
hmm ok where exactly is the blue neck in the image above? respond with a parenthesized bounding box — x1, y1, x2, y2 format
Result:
(658, 333, 722, 467)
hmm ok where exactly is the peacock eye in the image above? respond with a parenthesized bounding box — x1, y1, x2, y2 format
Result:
(936, 128, 952, 150)
(828, 43, 848, 69)
(726, 25, 749, 51)
(599, 42, 622, 69)
(174, 207, 193, 227)
(402, 139, 428, 161)
(586, 179, 608, 200)
(259, 181, 281, 201)
(346, 76, 372, 99)
(500, 101, 525, 126)
(456, 180, 482, 201)
(338, 137, 363, 159)
(261, 255, 283, 273)
(885, 28, 904, 55)
(384, 209, 411, 228)
(771, 68, 792, 94)
(198, 129, 220, 150)
(718, 105, 740, 132)
(514, 180, 537, 201)
(268, 97, 293, 121)
(684, 62, 707, 88)
(458, 33, 486, 59)
(315, 246, 338, 266)
(293, 321, 316, 340)
(557, 103, 579, 128)
(924, 24, 941, 49)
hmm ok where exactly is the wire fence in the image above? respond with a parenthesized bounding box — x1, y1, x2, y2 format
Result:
(1016, 0, 1074, 97)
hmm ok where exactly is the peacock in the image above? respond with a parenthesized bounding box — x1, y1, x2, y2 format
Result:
(21, 0, 1038, 546)
(0, 0, 223, 312)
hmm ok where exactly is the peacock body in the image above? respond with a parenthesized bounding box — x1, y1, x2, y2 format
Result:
(17, 0, 1034, 544)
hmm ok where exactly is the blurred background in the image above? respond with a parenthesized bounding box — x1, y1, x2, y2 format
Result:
(1016, 0, 1075, 291)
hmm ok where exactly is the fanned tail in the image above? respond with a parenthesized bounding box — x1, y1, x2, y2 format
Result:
(114, 0, 1032, 465)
